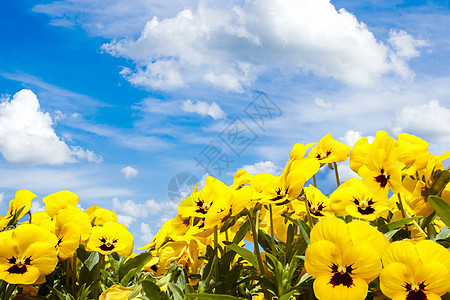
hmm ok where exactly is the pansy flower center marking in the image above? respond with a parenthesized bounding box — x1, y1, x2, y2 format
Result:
(353, 197, 375, 215)
(316, 150, 332, 160)
(404, 282, 427, 300)
(329, 263, 354, 288)
(99, 236, 118, 251)
(308, 201, 325, 216)
(7, 256, 32, 274)
(195, 198, 212, 214)
(272, 187, 289, 201)
(374, 168, 390, 188)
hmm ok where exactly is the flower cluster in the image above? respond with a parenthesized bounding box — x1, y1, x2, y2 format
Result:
(0, 130, 449, 300)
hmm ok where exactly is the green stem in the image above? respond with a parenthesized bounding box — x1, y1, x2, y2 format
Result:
(214, 225, 219, 282)
(312, 174, 317, 188)
(304, 196, 314, 228)
(247, 210, 271, 300)
(333, 162, 340, 187)
(93, 254, 104, 299)
(397, 193, 409, 231)
(65, 259, 70, 290)
(72, 253, 77, 297)
(28, 212, 32, 224)
(269, 205, 277, 255)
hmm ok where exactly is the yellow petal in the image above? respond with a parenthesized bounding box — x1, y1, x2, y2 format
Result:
(347, 220, 389, 258)
(305, 240, 340, 278)
(313, 274, 369, 300)
(414, 262, 450, 296)
(310, 218, 352, 253)
(342, 244, 382, 283)
(415, 240, 450, 272)
(379, 262, 412, 299)
(382, 240, 421, 267)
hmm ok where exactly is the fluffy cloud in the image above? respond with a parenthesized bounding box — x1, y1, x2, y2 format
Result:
(0, 90, 101, 165)
(392, 100, 450, 144)
(181, 100, 226, 120)
(339, 130, 363, 147)
(112, 197, 178, 226)
(314, 98, 334, 110)
(102, 0, 424, 91)
(30, 200, 45, 213)
(241, 161, 282, 176)
(121, 166, 139, 180)
(139, 222, 154, 243)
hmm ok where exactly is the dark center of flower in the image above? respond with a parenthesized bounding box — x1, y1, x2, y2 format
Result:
(7, 256, 32, 274)
(404, 282, 427, 300)
(272, 187, 289, 201)
(353, 197, 376, 215)
(195, 198, 212, 214)
(316, 150, 332, 160)
(308, 201, 325, 216)
(329, 263, 354, 288)
(99, 237, 118, 251)
(374, 168, 389, 188)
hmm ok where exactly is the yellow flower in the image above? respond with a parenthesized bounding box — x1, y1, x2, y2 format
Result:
(29, 212, 54, 232)
(304, 185, 334, 218)
(380, 240, 450, 300)
(252, 158, 319, 205)
(330, 178, 390, 221)
(55, 207, 92, 243)
(99, 285, 138, 300)
(84, 206, 118, 225)
(305, 218, 388, 300)
(308, 133, 351, 164)
(87, 222, 133, 256)
(0, 224, 58, 284)
(290, 142, 316, 160)
(158, 239, 202, 275)
(43, 190, 79, 217)
(0, 190, 36, 229)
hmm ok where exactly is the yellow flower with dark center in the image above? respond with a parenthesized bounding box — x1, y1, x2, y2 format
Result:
(331, 178, 389, 221)
(55, 207, 92, 243)
(252, 158, 320, 205)
(84, 206, 118, 225)
(305, 218, 388, 300)
(87, 222, 133, 256)
(43, 190, 79, 217)
(0, 224, 58, 285)
(308, 133, 351, 164)
(304, 185, 334, 218)
(380, 240, 450, 300)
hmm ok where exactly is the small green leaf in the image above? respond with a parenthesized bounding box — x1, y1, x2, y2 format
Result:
(223, 242, 257, 267)
(186, 294, 246, 300)
(118, 252, 152, 283)
(84, 251, 99, 271)
(384, 227, 403, 240)
(141, 280, 169, 300)
(429, 169, 450, 196)
(378, 217, 421, 234)
(232, 220, 250, 244)
(428, 196, 450, 227)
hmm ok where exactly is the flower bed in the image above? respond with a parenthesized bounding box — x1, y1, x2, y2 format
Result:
(0, 130, 449, 299)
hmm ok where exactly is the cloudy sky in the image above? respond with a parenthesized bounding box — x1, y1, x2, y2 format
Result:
(1, 0, 449, 247)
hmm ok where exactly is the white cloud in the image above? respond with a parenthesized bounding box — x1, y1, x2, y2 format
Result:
(389, 30, 429, 60)
(392, 100, 450, 145)
(241, 161, 282, 176)
(181, 100, 226, 120)
(339, 130, 363, 147)
(121, 166, 139, 180)
(139, 222, 154, 243)
(0, 90, 100, 165)
(314, 98, 334, 110)
(112, 197, 178, 226)
(102, 0, 418, 91)
(30, 200, 45, 213)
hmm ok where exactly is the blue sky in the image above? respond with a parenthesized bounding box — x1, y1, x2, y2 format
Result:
(1, 0, 449, 247)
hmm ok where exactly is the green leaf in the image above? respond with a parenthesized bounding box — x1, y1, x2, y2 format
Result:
(384, 227, 403, 240)
(279, 290, 300, 300)
(119, 252, 152, 283)
(284, 215, 311, 245)
(378, 217, 421, 234)
(429, 169, 450, 196)
(232, 220, 250, 244)
(167, 282, 184, 300)
(428, 196, 450, 227)
(186, 293, 246, 300)
(223, 242, 257, 267)
(84, 251, 99, 271)
(141, 280, 169, 300)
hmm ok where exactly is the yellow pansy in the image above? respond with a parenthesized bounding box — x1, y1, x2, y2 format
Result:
(99, 285, 138, 300)
(304, 185, 334, 218)
(87, 222, 133, 256)
(380, 240, 450, 300)
(0, 190, 36, 229)
(305, 218, 388, 300)
(55, 207, 92, 243)
(84, 206, 118, 225)
(0, 224, 58, 284)
(43, 190, 79, 217)
(330, 178, 389, 221)
(158, 239, 202, 275)
(29, 212, 55, 232)
(307, 133, 351, 164)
